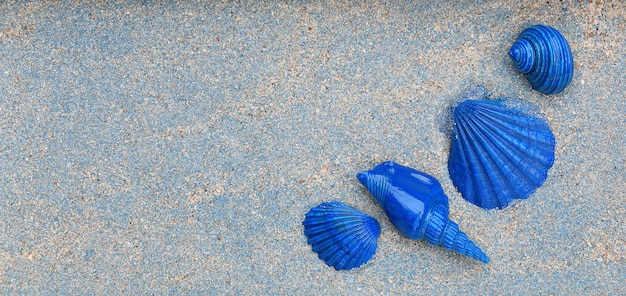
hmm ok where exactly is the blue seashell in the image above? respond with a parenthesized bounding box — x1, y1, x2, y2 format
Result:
(509, 24, 574, 95)
(357, 161, 489, 264)
(302, 201, 381, 270)
(447, 88, 555, 210)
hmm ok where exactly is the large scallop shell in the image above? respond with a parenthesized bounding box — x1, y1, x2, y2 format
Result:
(302, 201, 381, 270)
(447, 90, 555, 210)
(509, 24, 574, 95)
(357, 161, 489, 263)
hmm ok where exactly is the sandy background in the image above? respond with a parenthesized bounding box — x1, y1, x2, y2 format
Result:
(1, 1, 624, 294)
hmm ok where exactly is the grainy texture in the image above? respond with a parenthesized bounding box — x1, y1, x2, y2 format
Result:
(1, 1, 624, 294)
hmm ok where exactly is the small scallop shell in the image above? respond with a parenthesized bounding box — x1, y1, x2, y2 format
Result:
(357, 161, 489, 263)
(302, 201, 381, 270)
(447, 88, 555, 209)
(509, 24, 574, 95)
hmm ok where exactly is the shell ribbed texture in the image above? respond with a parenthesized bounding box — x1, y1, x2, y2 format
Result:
(448, 99, 555, 209)
(424, 205, 489, 263)
(357, 161, 490, 263)
(303, 202, 381, 270)
(356, 172, 389, 207)
(509, 24, 574, 95)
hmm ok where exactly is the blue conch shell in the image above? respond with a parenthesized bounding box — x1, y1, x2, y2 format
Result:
(302, 201, 381, 270)
(509, 24, 574, 95)
(357, 161, 489, 264)
(447, 88, 556, 210)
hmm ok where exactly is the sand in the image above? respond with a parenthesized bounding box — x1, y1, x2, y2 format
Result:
(1, 1, 624, 294)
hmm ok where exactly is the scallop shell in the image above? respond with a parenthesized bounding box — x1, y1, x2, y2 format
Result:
(357, 161, 489, 263)
(447, 90, 555, 210)
(509, 24, 574, 95)
(302, 201, 381, 270)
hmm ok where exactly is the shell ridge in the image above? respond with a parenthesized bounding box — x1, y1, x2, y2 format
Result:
(455, 122, 497, 207)
(467, 115, 553, 207)
(426, 207, 489, 263)
(452, 116, 500, 207)
(448, 156, 474, 204)
(476, 115, 555, 170)
(423, 205, 448, 246)
(315, 241, 343, 264)
(463, 100, 555, 182)
(303, 202, 380, 270)
(473, 103, 552, 146)
(310, 231, 349, 253)
(451, 121, 484, 206)
(315, 224, 376, 270)
(339, 219, 380, 270)
(458, 115, 512, 208)
(350, 227, 377, 262)
(304, 220, 371, 243)
(466, 121, 525, 207)
(323, 248, 346, 269)
(475, 114, 554, 186)
(453, 232, 469, 254)
(466, 118, 511, 207)
(449, 97, 556, 209)
(511, 25, 573, 94)
(469, 110, 553, 192)
(440, 221, 460, 251)
(509, 39, 534, 73)
(304, 210, 371, 234)
(357, 172, 390, 207)
(318, 219, 371, 244)
(467, 115, 539, 190)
